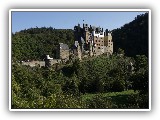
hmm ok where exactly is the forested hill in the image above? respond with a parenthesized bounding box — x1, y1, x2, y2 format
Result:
(12, 13, 149, 61)
(112, 13, 149, 57)
(12, 27, 74, 61)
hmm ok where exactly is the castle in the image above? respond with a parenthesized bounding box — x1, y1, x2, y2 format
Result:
(73, 23, 113, 57)
(21, 23, 113, 67)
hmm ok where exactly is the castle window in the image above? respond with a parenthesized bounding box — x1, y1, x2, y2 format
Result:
(96, 40, 97, 42)
(109, 40, 110, 42)
(98, 47, 100, 49)
(99, 40, 100, 42)
(109, 46, 110, 47)
(102, 41, 103, 42)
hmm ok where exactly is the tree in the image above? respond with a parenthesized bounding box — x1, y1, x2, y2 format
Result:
(129, 55, 148, 94)
(112, 13, 149, 57)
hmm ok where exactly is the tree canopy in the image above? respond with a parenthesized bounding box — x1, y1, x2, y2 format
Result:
(12, 27, 74, 61)
(112, 13, 149, 57)
(11, 13, 149, 109)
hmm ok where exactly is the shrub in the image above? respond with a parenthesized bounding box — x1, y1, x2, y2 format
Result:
(83, 94, 117, 109)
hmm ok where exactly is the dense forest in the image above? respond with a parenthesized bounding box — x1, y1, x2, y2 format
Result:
(11, 13, 149, 109)
(12, 13, 149, 62)
(112, 13, 149, 57)
(12, 27, 74, 61)
(12, 54, 148, 108)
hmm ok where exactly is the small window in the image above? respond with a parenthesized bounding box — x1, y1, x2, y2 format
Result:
(109, 46, 110, 47)
(99, 40, 100, 42)
(109, 40, 110, 42)
(96, 40, 97, 42)
(98, 47, 100, 49)
(102, 41, 103, 42)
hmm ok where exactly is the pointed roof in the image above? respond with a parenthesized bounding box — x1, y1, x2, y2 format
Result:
(59, 43, 69, 50)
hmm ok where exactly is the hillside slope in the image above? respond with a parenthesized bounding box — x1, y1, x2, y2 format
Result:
(12, 27, 74, 61)
(112, 13, 149, 57)
(12, 13, 149, 61)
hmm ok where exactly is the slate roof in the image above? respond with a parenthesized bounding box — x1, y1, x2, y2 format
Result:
(80, 37, 85, 44)
(59, 43, 69, 50)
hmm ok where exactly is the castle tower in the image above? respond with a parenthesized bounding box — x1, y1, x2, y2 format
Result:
(77, 44, 82, 60)
(89, 42, 93, 57)
(74, 23, 113, 57)
(45, 55, 53, 68)
(104, 32, 113, 55)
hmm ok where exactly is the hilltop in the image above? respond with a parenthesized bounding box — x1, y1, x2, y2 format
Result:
(12, 13, 149, 62)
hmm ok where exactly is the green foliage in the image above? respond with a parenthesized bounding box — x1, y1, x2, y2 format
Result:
(62, 73, 79, 95)
(117, 48, 125, 55)
(112, 13, 148, 57)
(134, 55, 148, 71)
(12, 27, 74, 61)
(43, 94, 82, 108)
(83, 94, 117, 109)
(82, 90, 148, 109)
(11, 14, 149, 108)
(12, 53, 149, 109)
(128, 55, 148, 93)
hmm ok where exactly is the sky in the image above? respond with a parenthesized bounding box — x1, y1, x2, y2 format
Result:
(11, 11, 147, 33)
